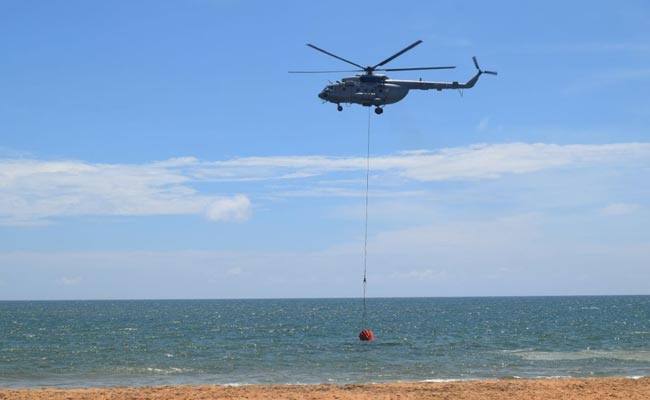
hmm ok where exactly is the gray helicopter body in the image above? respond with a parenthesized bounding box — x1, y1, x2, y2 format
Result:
(318, 75, 409, 107)
(291, 40, 496, 114)
(318, 72, 485, 108)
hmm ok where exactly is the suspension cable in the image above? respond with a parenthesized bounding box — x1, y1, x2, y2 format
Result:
(362, 107, 371, 326)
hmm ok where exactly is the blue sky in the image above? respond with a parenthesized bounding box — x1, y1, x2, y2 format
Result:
(1, 0, 649, 300)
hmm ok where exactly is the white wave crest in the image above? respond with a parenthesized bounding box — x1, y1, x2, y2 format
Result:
(514, 349, 650, 362)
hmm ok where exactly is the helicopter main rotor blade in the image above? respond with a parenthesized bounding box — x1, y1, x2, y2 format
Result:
(306, 44, 365, 70)
(378, 66, 456, 72)
(372, 40, 423, 69)
(483, 71, 498, 75)
(288, 69, 363, 74)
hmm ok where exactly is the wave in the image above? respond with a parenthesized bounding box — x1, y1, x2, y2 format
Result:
(511, 349, 650, 362)
(107, 366, 196, 375)
(421, 378, 473, 383)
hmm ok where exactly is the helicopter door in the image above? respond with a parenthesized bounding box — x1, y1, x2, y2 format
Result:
(378, 84, 388, 100)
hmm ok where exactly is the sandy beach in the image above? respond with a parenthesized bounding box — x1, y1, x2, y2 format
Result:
(1, 377, 649, 400)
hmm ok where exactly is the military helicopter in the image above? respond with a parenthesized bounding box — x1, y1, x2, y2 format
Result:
(290, 40, 497, 114)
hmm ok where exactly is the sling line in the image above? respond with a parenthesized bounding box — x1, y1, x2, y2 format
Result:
(362, 107, 371, 326)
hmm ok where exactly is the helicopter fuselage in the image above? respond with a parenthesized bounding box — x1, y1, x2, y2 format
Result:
(318, 75, 409, 107)
(317, 71, 484, 109)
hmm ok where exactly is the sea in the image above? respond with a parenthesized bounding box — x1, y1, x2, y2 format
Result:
(1, 296, 649, 388)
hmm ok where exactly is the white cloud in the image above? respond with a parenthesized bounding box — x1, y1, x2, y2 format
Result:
(226, 267, 243, 276)
(600, 203, 641, 216)
(56, 276, 83, 286)
(0, 158, 251, 225)
(1, 142, 648, 225)
(390, 269, 448, 281)
(206, 195, 251, 222)
(2, 209, 649, 299)
(476, 117, 490, 132)
(192, 142, 650, 182)
(388, 143, 650, 181)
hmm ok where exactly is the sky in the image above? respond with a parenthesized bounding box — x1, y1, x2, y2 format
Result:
(1, 0, 649, 300)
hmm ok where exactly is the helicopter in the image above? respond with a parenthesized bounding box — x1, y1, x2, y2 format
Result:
(289, 40, 497, 114)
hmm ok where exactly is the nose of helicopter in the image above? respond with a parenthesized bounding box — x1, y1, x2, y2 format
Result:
(318, 90, 327, 100)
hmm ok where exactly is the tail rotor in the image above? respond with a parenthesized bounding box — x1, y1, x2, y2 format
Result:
(472, 56, 497, 76)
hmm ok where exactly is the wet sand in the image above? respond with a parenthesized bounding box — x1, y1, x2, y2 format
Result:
(1, 377, 649, 399)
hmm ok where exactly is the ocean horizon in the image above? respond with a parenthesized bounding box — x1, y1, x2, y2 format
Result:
(2, 296, 649, 388)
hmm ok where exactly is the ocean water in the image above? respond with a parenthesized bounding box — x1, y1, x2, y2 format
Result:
(1, 296, 649, 388)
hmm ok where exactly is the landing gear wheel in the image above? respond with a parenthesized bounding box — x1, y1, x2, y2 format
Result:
(337, 105, 343, 112)
(374, 107, 384, 115)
